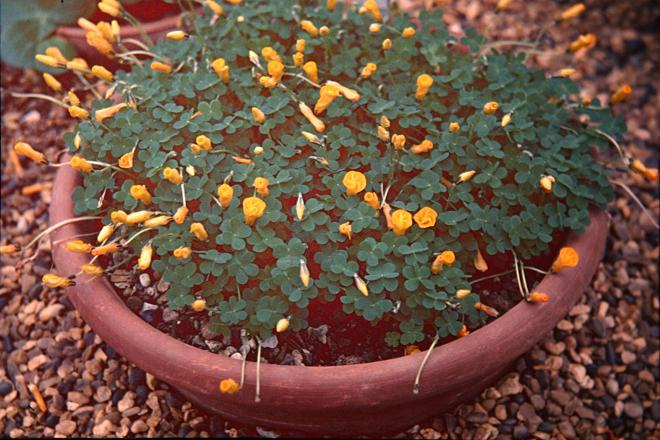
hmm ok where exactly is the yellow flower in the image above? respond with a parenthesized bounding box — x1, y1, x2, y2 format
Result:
(45, 46, 68, 64)
(296, 39, 306, 53)
(360, 62, 377, 79)
(162, 167, 183, 185)
(219, 378, 240, 394)
(353, 273, 369, 297)
(299, 102, 325, 133)
(339, 222, 352, 240)
(65, 240, 92, 253)
(130, 185, 152, 205)
(96, 21, 115, 43)
(303, 61, 319, 83)
(456, 289, 471, 299)
(404, 345, 420, 356)
(126, 210, 153, 224)
(539, 175, 556, 193)
(501, 113, 512, 127)
(97, 224, 114, 243)
(0, 244, 18, 255)
(253, 177, 269, 197)
(391, 209, 412, 236)
(166, 30, 188, 41)
(413, 207, 437, 229)
(259, 76, 278, 89)
(151, 61, 172, 74)
(34, 54, 62, 68)
(342, 170, 367, 196)
(475, 302, 499, 317)
(251, 107, 265, 123)
(205, 0, 224, 15)
(326, 0, 336, 10)
(559, 3, 586, 21)
(118, 151, 134, 169)
(369, 23, 381, 33)
(191, 299, 207, 312)
(95, 103, 127, 122)
(449, 122, 460, 133)
(190, 223, 208, 241)
(416, 74, 434, 100)
(173, 206, 189, 224)
(143, 216, 171, 228)
(98, 1, 121, 17)
(431, 250, 455, 274)
(483, 101, 499, 114)
(173, 247, 192, 259)
(631, 159, 659, 182)
(314, 83, 340, 115)
(581, 97, 592, 106)
(196, 135, 212, 151)
(551, 247, 579, 272)
(81, 263, 104, 277)
(267, 60, 284, 82)
(295, 192, 305, 220)
(293, 52, 304, 67)
(364, 192, 379, 209)
(217, 183, 233, 208)
(611, 84, 632, 105)
(557, 68, 575, 78)
(391, 134, 406, 150)
(42, 273, 73, 288)
(68, 106, 89, 120)
(326, 80, 360, 102)
(474, 249, 488, 272)
(382, 38, 392, 50)
(319, 26, 330, 36)
(68, 91, 80, 106)
(301, 131, 321, 144)
(568, 33, 596, 52)
(496, 0, 513, 12)
(91, 243, 119, 256)
(276, 318, 290, 333)
(86, 31, 113, 56)
(363, 0, 382, 21)
(14, 142, 47, 164)
(243, 196, 267, 226)
(298, 259, 311, 287)
(66, 57, 89, 72)
(380, 115, 390, 128)
(301, 20, 318, 37)
(43, 73, 62, 92)
(74, 133, 82, 150)
(410, 139, 433, 154)
(458, 170, 476, 183)
(212, 58, 230, 83)
(91, 65, 113, 81)
(377, 126, 390, 142)
(111, 210, 128, 223)
(528, 292, 550, 303)
(138, 245, 153, 270)
(70, 155, 93, 173)
(402, 27, 416, 38)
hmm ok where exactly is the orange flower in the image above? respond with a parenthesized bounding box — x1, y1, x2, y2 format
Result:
(360, 62, 377, 79)
(212, 58, 230, 83)
(91, 243, 119, 256)
(110, 210, 128, 223)
(150, 61, 172, 74)
(540, 175, 556, 193)
(457, 325, 470, 337)
(326, 80, 361, 102)
(391, 209, 412, 236)
(126, 210, 153, 224)
(14, 142, 47, 164)
(339, 222, 352, 240)
(118, 151, 134, 169)
(473, 249, 488, 272)
(173, 247, 192, 259)
(267, 60, 284, 82)
(173, 206, 189, 224)
(138, 245, 153, 270)
(551, 247, 579, 272)
(166, 30, 188, 41)
(314, 83, 341, 114)
(35, 54, 60, 69)
(163, 167, 183, 184)
(456, 289, 471, 299)
(301, 20, 318, 37)
(95, 103, 127, 122)
(276, 318, 290, 333)
(528, 292, 550, 303)
(303, 61, 319, 83)
(362, 0, 382, 21)
(68, 106, 89, 120)
(196, 135, 212, 151)
(610, 84, 632, 105)
(66, 57, 89, 72)
(70, 156, 93, 173)
(404, 345, 420, 356)
(299, 102, 325, 133)
(205, 0, 224, 15)
(295, 39, 306, 53)
(243, 196, 267, 225)
(391, 134, 406, 150)
(253, 177, 270, 197)
(449, 122, 460, 133)
(299, 259, 310, 287)
(190, 222, 208, 241)
(342, 171, 367, 196)
(217, 183, 233, 208)
(382, 38, 392, 50)
(416, 74, 434, 100)
(483, 101, 499, 114)
(45, 46, 68, 63)
(402, 27, 416, 38)
(192, 299, 207, 312)
(43, 73, 62, 92)
(251, 107, 265, 123)
(130, 185, 152, 205)
(475, 302, 499, 317)
(364, 192, 379, 209)
(65, 240, 92, 253)
(42, 274, 73, 288)
(410, 139, 433, 154)
(81, 263, 104, 277)
(568, 33, 596, 52)
(0, 244, 18, 255)
(431, 251, 455, 274)
(143, 216, 171, 228)
(86, 31, 113, 56)
(559, 3, 586, 21)
(293, 52, 304, 67)
(413, 207, 437, 229)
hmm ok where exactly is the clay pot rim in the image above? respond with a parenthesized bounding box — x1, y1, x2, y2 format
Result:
(49, 163, 609, 434)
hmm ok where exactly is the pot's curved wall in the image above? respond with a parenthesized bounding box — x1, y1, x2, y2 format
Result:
(49, 165, 609, 436)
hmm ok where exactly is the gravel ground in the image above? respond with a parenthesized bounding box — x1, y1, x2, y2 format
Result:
(1, 0, 658, 438)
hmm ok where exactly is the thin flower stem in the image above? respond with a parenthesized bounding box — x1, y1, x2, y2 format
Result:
(518, 259, 530, 298)
(74, 72, 103, 100)
(122, 228, 155, 247)
(612, 180, 660, 229)
(283, 72, 321, 88)
(512, 251, 526, 299)
(413, 334, 439, 394)
(23, 216, 104, 252)
(122, 38, 150, 51)
(122, 11, 153, 47)
(239, 345, 248, 389)
(117, 50, 168, 62)
(10, 93, 68, 109)
(587, 128, 630, 166)
(255, 338, 262, 403)
(525, 266, 550, 276)
(469, 269, 516, 285)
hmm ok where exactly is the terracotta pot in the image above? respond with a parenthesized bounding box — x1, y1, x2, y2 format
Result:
(55, 13, 181, 65)
(49, 164, 609, 437)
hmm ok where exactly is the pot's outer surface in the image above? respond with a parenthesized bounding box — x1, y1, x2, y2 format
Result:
(50, 165, 609, 436)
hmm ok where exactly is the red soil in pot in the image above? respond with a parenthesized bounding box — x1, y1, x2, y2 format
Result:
(49, 164, 609, 436)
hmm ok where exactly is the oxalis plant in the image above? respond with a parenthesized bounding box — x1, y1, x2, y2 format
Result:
(6, 0, 659, 399)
